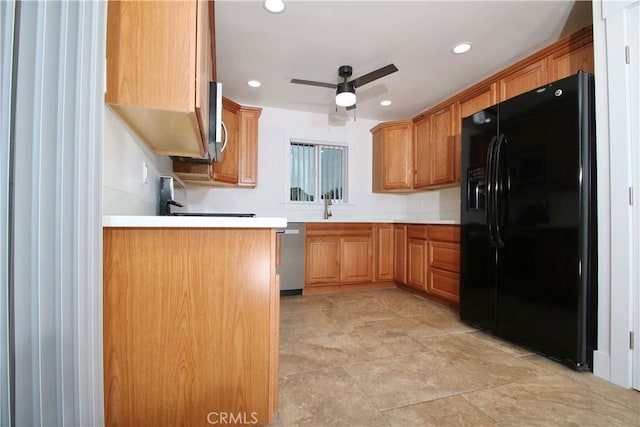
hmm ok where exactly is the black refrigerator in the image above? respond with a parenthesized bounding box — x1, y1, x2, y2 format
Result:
(460, 71, 597, 371)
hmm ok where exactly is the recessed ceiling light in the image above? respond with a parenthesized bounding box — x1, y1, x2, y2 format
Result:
(263, 0, 286, 14)
(452, 42, 472, 54)
(380, 100, 392, 106)
(247, 80, 261, 88)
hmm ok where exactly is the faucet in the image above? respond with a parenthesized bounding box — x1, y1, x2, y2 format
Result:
(323, 194, 332, 220)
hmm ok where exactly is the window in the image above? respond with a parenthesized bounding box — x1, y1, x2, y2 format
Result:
(289, 140, 347, 203)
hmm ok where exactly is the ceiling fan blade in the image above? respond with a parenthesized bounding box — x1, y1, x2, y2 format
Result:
(351, 64, 398, 88)
(290, 78, 336, 89)
(346, 104, 356, 111)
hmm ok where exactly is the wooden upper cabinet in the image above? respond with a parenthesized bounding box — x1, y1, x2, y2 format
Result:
(413, 103, 458, 189)
(413, 117, 430, 189)
(237, 106, 262, 187)
(213, 98, 241, 184)
(459, 83, 498, 119)
(106, 0, 211, 157)
(172, 98, 262, 187)
(429, 104, 457, 186)
(499, 58, 548, 101)
(371, 121, 414, 192)
(548, 42, 594, 81)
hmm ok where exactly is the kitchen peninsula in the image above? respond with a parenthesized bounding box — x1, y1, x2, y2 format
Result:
(103, 216, 286, 426)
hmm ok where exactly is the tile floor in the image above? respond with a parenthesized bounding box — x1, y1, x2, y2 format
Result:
(271, 288, 640, 426)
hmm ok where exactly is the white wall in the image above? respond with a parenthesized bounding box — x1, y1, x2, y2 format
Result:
(102, 107, 173, 215)
(187, 106, 463, 222)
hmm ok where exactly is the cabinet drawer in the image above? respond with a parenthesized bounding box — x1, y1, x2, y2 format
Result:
(427, 225, 460, 243)
(306, 223, 373, 237)
(428, 241, 460, 273)
(407, 224, 428, 240)
(428, 269, 460, 302)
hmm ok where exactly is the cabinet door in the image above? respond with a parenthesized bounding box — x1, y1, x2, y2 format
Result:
(375, 224, 394, 281)
(340, 236, 373, 284)
(548, 43, 594, 81)
(429, 105, 456, 185)
(372, 122, 414, 191)
(306, 237, 340, 285)
(413, 117, 430, 188)
(499, 59, 548, 101)
(237, 107, 261, 187)
(406, 238, 427, 290)
(213, 100, 239, 183)
(459, 83, 498, 119)
(428, 241, 460, 273)
(393, 225, 407, 284)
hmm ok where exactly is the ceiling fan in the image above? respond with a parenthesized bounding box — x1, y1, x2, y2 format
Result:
(291, 64, 398, 110)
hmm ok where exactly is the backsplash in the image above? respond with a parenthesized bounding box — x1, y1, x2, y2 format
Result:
(102, 107, 173, 215)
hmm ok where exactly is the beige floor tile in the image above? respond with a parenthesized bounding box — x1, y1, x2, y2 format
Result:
(278, 367, 389, 427)
(521, 353, 640, 412)
(279, 309, 343, 339)
(320, 303, 398, 324)
(416, 333, 547, 386)
(383, 395, 497, 427)
(361, 316, 451, 339)
(345, 351, 490, 410)
(462, 374, 640, 426)
(467, 330, 535, 356)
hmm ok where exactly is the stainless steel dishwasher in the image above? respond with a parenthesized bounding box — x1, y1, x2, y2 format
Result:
(277, 222, 305, 296)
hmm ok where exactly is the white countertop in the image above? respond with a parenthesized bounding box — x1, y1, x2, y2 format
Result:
(103, 215, 287, 228)
(286, 218, 459, 225)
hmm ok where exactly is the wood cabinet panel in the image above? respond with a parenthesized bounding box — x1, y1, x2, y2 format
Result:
(103, 228, 278, 425)
(499, 59, 548, 101)
(393, 225, 407, 284)
(407, 224, 428, 240)
(375, 224, 394, 281)
(306, 237, 340, 284)
(428, 269, 460, 303)
(340, 236, 374, 284)
(407, 238, 427, 291)
(372, 121, 414, 192)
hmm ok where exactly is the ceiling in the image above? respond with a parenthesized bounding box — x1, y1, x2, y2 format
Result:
(214, 1, 592, 123)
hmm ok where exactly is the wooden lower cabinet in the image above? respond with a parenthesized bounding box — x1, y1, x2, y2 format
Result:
(103, 227, 279, 425)
(393, 224, 407, 284)
(306, 236, 340, 284)
(375, 224, 394, 281)
(407, 237, 428, 291)
(340, 236, 374, 283)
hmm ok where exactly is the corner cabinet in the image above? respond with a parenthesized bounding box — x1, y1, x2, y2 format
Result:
(371, 121, 414, 192)
(172, 98, 262, 187)
(106, 0, 211, 157)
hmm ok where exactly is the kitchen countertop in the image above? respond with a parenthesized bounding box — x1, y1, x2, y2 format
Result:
(103, 215, 288, 228)
(287, 218, 459, 225)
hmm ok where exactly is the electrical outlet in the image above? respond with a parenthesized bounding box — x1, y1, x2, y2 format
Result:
(142, 162, 149, 184)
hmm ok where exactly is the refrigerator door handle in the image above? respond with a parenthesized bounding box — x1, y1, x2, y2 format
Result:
(485, 135, 498, 247)
(494, 134, 508, 248)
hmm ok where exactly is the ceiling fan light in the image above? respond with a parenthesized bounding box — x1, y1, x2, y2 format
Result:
(336, 82, 356, 107)
(263, 0, 286, 14)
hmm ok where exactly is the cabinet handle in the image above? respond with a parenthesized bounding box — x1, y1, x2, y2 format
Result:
(220, 120, 228, 153)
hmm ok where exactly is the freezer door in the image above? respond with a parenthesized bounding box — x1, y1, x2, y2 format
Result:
(460, 106, 499, 331)
(496, 73, 593, 369)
